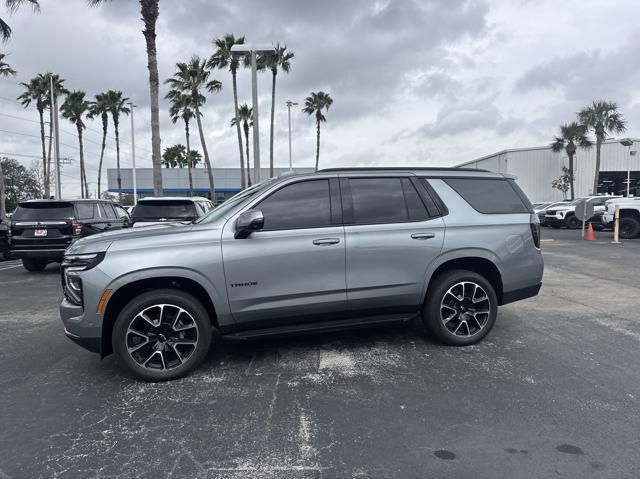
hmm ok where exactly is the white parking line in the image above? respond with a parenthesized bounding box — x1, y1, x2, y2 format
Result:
(0, 265, 21, 271)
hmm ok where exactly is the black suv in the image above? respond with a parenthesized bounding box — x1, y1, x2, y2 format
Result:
(10, 199, 129, 271)
(0, 218, 9, 261)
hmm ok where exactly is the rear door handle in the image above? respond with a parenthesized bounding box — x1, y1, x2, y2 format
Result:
(313, 238, 341, 246)
(411, 233, 436, 240)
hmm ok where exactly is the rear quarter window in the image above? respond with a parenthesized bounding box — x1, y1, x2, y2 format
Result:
(444, 178, 531, 214)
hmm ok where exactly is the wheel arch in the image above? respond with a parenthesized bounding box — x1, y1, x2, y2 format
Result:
(101, 274, 220, 357)
(423, 252, 504, 306)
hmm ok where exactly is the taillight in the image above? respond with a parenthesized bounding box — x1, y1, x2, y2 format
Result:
(72, 220, 82, 236)
(530, 213, 540, 248)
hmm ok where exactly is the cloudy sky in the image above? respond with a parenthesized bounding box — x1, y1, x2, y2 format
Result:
(1, 0, 639, 197)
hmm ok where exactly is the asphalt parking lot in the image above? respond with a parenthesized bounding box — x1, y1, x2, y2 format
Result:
(0, 228, 639, 478)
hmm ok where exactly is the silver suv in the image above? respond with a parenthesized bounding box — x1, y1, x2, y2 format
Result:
(60, 168, 543, 381)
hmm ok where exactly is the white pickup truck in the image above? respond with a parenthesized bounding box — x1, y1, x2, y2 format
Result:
(603, 197, 640, 238)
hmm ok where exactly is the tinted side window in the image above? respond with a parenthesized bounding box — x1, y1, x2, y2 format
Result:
(349, 177, 429, 224)
(100, 203, 118, 219)
(76, 203, 97, 219)
(258, 180, 331, 230)
(444, 178, 529, 214)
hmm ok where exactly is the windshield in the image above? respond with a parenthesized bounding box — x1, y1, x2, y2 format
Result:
(195, 179, 277, 224)
(132, 201, 197, 221)
(13, 203, 75, 221)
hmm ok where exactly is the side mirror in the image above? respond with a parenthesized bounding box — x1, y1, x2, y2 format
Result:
(234, 209, 264, 239)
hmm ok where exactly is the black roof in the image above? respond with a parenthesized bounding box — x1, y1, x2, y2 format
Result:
(318, 167, 489, 173)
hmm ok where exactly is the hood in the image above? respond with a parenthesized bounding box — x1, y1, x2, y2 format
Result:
(66, 222, 194, 255)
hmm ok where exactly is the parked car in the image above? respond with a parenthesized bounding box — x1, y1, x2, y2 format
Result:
(0, 219, 9, 261)
(60, 167, 544, 381)
(544, 196, 621, 229)
(10, 199, 129, 271)
(534, 201, 570, 226)
(602, 197, 640, 238)
(130, 196, 214, 227)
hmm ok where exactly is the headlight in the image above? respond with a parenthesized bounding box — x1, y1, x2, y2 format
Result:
(61, 252, 105, 306)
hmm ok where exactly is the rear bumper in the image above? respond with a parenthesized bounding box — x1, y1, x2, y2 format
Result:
(10, 248, 66, 261)
(501, 283, 542, 305)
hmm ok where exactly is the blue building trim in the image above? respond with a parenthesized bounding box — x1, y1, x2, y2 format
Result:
(108, 188, 243, 194)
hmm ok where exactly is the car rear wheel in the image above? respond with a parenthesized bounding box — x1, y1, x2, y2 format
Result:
(565, 215, 580, 229)
(22, 258, 47, 272)
(619, 217, 640, 239)
(423, 269, 498, 346)
(113, 289, 212, 381)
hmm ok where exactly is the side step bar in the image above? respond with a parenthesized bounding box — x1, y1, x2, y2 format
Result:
(222, 313, 419, 341)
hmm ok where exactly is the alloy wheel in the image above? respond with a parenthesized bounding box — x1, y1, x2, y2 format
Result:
(126, 304, 199, 371)
(440, 281, 491, 337)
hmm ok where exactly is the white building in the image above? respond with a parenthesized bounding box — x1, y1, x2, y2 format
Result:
(457, 138, 640, 202)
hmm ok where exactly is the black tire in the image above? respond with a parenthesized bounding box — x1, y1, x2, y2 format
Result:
(619, 216, 640, 239)
(22, 258, 47, 272)
(113, 289, 212, 382)
(423, 269, 498, 346)
(565, 215, 580, 229)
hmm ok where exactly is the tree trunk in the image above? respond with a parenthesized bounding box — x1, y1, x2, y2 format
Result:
(46, 106, 53, 197)
(315, 118, 321, 171)
(592, 135, 602, 195)
(38, 107, 47, 198)
(141, 0, 163, 197)
(568, 152, 575, 200)
(97, 117, 107, 197)
(114, 119, 122, 203)
(269, 69, 276, 178)
(0, 159, 6, 222)
(232, 70, 246, 189)
(194, 104, 215, 201)
(78, 123, 88, 199)
(185, 120, 193, 197)
(244, 122, 252, 186)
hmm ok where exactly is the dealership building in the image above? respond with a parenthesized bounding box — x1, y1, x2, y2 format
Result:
(457, 138, 640, 202)
(107, 167, 314, 203)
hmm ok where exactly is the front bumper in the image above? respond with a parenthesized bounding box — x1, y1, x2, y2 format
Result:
(60, 297, 103, 354)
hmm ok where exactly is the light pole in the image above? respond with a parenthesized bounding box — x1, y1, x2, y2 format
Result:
(128, 102, 138, 205)
(286, 101, 298, 171)
(620, 138, 634, 197)
(230, 44, 275, 184)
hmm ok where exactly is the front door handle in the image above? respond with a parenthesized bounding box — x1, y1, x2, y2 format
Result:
(313, 238, 341, 246)
(411, 232, 436, 240)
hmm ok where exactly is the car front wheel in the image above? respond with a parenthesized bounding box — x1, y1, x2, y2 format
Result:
(565, 215, 580, 229)
(423, 269, 498, 346)
(113, 289, 212, 381)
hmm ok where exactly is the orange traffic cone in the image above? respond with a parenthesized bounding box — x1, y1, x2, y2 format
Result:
(585, 223, 596, 241)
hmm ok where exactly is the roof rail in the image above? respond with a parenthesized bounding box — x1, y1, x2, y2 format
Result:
(318, 167, 490, 173)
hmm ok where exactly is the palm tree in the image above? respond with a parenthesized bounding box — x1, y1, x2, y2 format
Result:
(60, 91, 90, 198)
(162, 144, 182, 168)
(43, 72, 67, 196)
(1, 0, 39, 42)
(87, 92, 110, 195)
(230, 103, 253, 186)
(165, 56, 222, 200)
(105, 90, 130, 202)
(302, 91, 333, 171)
(577, 100, 627, 194)
(550, 122, 592, 200)
(168, 92, 196, 196)
(259, 44, 294, 178)
(0, 53, 16, 76)
(87, 0, 162, 196)
(208, 33, 248, 188)
(17, 75, 48, 197)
